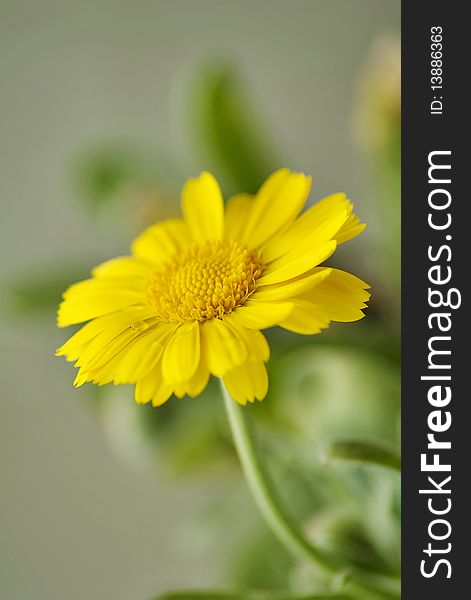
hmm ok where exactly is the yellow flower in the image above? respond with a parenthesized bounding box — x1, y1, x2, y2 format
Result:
(56, 169, 370, 406)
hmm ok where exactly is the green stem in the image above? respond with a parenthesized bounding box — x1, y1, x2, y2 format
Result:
(220, 380, 399, 600)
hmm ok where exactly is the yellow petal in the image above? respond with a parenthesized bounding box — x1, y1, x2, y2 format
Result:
(73, 370, 90, 388)
(285, 192, 365, 246)
(173, 359, 210, 399)
(300, 192, 351, 224)
(185, 359, 210, 398)
(171, 336, 209, 399)
(202, 318, 247, 376)
(224, 193, 253, 241)
(92, 256, 153, 279)
(151, 383, 174, 407)
(56, 306, 155, 360)
(181, 171, 224, 242)
(335, 211, 366, 244)
(239, 328, 270, 362)
(297, 268, 370, 322)
(62, 276, 147, 300)
(173, 383, 187, 399)
(135, 361, 173, 407)
(253, 268, 332, 302)
(229, 301, 293, 330)
(274, 269, 370, 335)
(57, 278, 145, 327)
(240, 169, 311, 248)
(73, 325, 134, 369)
(113, 323, 177, 384)
(261, 203, 348, 263)
(279, 300, 331, 334)
(72, 315, 161, 379)
(76, 327, 145, 384)
(131, 219, 191, 265)
(161, 321, 201, 385)
(135, 370, 157, 405)
(258, 240, 336, 286)
(223, 361, 268, 405)
(223, 313, 270, 361)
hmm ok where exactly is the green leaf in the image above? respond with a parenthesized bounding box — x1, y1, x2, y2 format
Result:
(189, 64, 280, 194)
(75, 144, 181, 211)
(327, 440, 401, 472)
(312, 514, 399, 577)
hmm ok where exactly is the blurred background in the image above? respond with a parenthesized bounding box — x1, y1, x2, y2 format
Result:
(0, 1, 400, 599)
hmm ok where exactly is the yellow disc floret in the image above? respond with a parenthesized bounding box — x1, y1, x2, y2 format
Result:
(147, 240, 263, 322)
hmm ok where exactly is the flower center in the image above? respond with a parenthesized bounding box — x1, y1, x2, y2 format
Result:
(147, 241, 263, 322)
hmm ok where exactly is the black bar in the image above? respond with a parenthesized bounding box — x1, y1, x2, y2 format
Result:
(402, 2, 469, 597)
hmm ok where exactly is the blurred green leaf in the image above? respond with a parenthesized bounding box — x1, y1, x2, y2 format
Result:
(4, 264, 90, 316)
(272, 346, 400, 447)
(327, 440, 400, 472)
(313, 514, 398, 577)
(75, 144, 181, 211)
(189, 64, 279, 194)
(230, 522, 295, 591)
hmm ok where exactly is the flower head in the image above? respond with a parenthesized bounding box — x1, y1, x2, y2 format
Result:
(56, 169, 370, 405)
